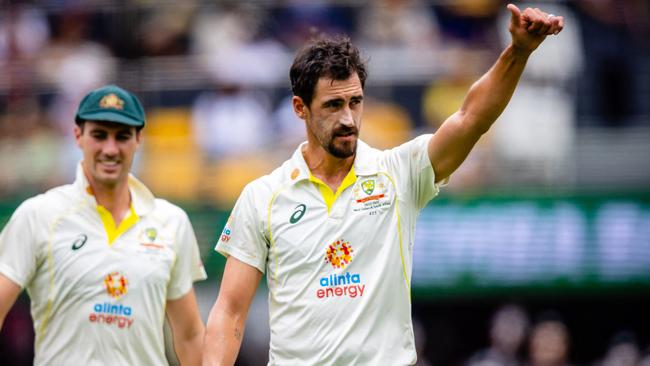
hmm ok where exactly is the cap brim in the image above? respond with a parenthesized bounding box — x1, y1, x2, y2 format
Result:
(77, 111, 144, 127)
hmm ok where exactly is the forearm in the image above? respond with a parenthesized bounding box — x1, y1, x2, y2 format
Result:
(174, 326, 204, 366)
(0, 274, 21, 331)
(460, 44, 531, 133)
(202, 307, 245, 366)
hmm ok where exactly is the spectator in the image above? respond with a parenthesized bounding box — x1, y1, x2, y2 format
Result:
(190, 83, 272, 159)
(469, 304, 529, 366)
(574, 0, 649, 127)
(191, 3, 288, 87)
(527, 313, 572, 366)
(597, 330, 640, 366)
(357, 0, 440, 49)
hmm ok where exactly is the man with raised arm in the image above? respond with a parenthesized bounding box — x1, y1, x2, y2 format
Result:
(203, 4, 564, 365)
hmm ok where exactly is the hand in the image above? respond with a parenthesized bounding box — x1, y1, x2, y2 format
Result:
(507, 3, 564, 53)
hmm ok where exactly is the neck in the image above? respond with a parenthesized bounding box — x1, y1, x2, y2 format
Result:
(93, 183, 130, 212)
(84, 171, 131, 225)
(302, 142, 354, 191)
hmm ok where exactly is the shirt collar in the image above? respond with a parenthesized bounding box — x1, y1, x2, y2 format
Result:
(287, 139, 379, 185)
(73, 162, 155, 216)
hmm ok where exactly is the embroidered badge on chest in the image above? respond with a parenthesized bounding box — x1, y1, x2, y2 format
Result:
(137, 227, 172, 259)
(352, 175, 392, 213)
(138, 227, 164, 249)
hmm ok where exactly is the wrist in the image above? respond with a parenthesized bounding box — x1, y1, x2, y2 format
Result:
(506, 43, 533, 62)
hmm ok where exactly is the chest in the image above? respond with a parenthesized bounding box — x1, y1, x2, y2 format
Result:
(41, 211, 177, 295)
(268, 174, 399, 267)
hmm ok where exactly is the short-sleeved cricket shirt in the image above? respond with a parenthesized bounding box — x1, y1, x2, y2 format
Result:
(0, 164, 207, 365)
(216, 135, 441, 365)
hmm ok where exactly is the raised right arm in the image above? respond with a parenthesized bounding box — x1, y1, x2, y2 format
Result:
(202, 256, 263, 366)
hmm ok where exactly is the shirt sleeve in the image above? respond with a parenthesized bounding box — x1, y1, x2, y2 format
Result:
(215, 183, 268, 274)
(167, 210, 207, 300)
(384, 134, 443, 210)
(0, 199, 39, 288)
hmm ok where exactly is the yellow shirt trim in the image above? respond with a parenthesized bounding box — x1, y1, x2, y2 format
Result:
(96, 203, 139, 245)
(309, 167, 357, 214)
(379, 172, 411, 301)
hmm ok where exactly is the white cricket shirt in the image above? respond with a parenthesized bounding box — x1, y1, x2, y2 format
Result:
(0, 164, 206, 365)
(216, 135, 441, 365)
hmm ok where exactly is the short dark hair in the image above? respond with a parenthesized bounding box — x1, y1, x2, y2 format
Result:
(290, 36, 368, 107)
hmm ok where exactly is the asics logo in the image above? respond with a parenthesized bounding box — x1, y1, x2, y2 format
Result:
(71, 234, 88, 250)
(289, 204, 307, 224)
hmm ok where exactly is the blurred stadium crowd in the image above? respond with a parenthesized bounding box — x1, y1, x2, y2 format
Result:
(425, 302, 650, 366)
(0, 0, 648, 203)
(1, 0, 649, 365)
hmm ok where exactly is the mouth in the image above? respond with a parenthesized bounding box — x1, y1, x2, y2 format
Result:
(333, 129, 358, 141)
(97, 160, 121, 172)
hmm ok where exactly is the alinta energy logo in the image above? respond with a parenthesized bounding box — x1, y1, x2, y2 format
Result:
(89, 271, 135, 329)
(318, 239, 366, 299)
(325, 240, 353, 269)
(104, 272, 128, 299)
(220, 215, 233, 243)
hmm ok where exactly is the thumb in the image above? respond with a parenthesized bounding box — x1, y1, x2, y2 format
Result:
(507, 3, 521, 25)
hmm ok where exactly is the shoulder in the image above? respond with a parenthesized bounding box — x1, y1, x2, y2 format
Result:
(150, 198, 191, 223)
(15, 184, 81, 222)
(355, 135, 432, 173)
(358, 140, 383, 160)
(382, 134, 432, 156)
(242, 159, 294, 200)
(40, 183, 77, 205)
(357, 135, 431, 162)
(372, 134, 433, 170)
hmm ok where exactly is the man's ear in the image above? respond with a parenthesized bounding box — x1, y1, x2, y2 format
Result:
(292, 96, 309, 121)
(73, 125, 83, 148)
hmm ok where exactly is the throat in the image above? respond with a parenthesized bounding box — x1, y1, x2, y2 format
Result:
(308, 166, 357, 214)
(302, 144, 355, 191)
(315, 172, 348, 193)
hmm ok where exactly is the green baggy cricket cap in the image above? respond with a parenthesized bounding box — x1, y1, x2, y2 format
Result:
(75, 85, 145, 127)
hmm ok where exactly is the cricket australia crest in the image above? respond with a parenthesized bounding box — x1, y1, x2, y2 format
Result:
(361, 179, 375, 195)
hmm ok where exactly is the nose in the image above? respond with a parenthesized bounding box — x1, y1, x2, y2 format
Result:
(340, 107, 355, 127)
(102, 136, 119, 156)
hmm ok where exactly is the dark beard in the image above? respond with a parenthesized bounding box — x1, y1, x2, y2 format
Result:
(325, 138, 357, 158)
